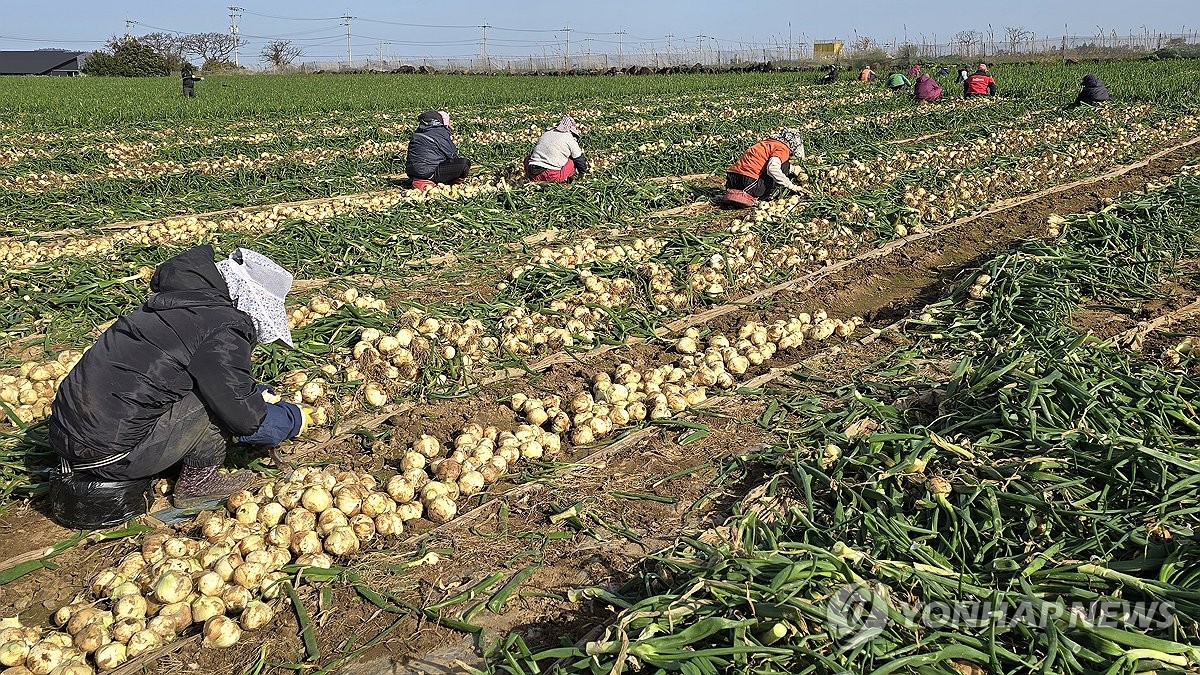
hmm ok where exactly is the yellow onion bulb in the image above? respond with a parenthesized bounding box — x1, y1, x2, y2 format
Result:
(201, 616, 241, 649)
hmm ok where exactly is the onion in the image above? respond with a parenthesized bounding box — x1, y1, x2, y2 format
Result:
(153, 571, 192, 605)
(458, 471, 486, 496)
(110, 618, 144, 645)
(349, 513, 376, 540)
(162, 537, 189, 559)
(25, 641, 64, 674)
(239, 534, 269, 557)
(43, 633, 73, 649)
(295, 553, 333, 569)
(232, 561, 266, 589)
(334, 486, 364, 516)
(73, 624, 110, 654)
(66, 609, 109, 637)
(396, 501, 423, 522)
(426, 496, 457, 524)
(146, 616, 179, 640)
(213, 553, 244, 582)
(109, 582, 140, 601)
(225, 490, 255, 512)
(221, 586, 252, 613)
(434, 459, 462, 482)
(363, 383, 388, 407)
(374, 512, 403, 536)
(399, 451, 426, 472)
(199, 541, 233, 568)
(402, 468, 429, 489)
(239, 601, 275, 631)
(265, 524, 294, 548)
(93, 642, 127, 671)
(257, 502, 286, 527)
(385, 476, 415, 504)
(201, 616, 241, 649)
(301, 486, 333, 513)
(112, 595, 147, 621)
(191, 596, 226, 623)
(412, 435, 441, 458)
(360, 492, 394, 518)
(317, 508, 348, 534)
(234, 501, 260, 524)
(290, 530, 323, 556)
(322, 526, 360, 556)
(269, 547, 292, 570)
(125, 630, 161, 658)
(285, 508, 317, 532)
(157, 602, 192, 633)
(276, 485, 304, 510)
(57, 665, 95, 675)
(421, 481, 450, 504)
(0, 640, 30, 667)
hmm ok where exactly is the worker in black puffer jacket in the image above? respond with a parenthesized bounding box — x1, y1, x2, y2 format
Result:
(49, 245, 310, 508)
(1072, 73, 1112, 107)
(405, 110, 472, 189)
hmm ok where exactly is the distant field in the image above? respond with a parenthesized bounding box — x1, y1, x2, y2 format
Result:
(1, 58, 1200, 675)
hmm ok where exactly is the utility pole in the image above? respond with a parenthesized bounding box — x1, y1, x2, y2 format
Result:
(378, 41, 384, 68)
(124, 18, 133, 40)
(343, 15, 355, 68)
(618, 30, 626, 67)
(562, 27, 571, 70)
(228, 7, 242, 67)
(480, 22, 490, 69)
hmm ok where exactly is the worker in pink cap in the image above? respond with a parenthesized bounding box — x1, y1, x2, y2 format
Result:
(406, 110, 472, 189)
(964, 63, 997, 98)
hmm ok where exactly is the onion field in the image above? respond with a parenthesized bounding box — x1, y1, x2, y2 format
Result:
(1, 59, 1200, 675)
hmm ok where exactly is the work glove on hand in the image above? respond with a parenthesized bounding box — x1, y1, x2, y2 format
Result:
(254, 384, 281, 404)
(298, 405, 315, 435)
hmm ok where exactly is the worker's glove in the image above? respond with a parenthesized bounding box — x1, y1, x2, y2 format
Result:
(298, 405, 315, 436)
(254, 384, 281, 404)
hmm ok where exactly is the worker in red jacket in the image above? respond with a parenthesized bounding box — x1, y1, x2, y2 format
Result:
(964, 63, 997, 98)
(723, 128, 806, 208)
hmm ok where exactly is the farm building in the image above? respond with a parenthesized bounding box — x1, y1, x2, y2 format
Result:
(0, 49, 88, 75)
(813, 40, 844, 59)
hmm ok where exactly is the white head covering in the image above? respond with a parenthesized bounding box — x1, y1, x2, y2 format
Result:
(216, 248, 294, 347)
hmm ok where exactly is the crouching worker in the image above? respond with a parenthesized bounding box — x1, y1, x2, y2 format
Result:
(48, 245, 310, 524)
(723, 128, 806, 208)
(525, 115, 588, 183)
(914, 74, 943, 103)
(406, 110, 471, 189)
(1072, 73, 1111, 107)
(964, 64, 997, 98)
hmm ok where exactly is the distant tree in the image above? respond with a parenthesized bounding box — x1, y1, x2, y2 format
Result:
(895, 43, 919, 63)
(955, 30, 983, 57)
(183, 32, 236, 64)
(260, 40, 302, 72)
(851, 36, 876, 53)
(1004, 26, 1033, 54)
(139, 32, 187, 71)
(82, 36, 171, 77)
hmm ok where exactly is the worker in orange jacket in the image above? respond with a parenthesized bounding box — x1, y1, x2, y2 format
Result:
(723, 128, 806, 208)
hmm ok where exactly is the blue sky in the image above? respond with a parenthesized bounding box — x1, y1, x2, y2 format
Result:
(2, 0, 1194, 64)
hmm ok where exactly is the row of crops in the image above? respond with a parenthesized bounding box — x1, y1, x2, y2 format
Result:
(484, 169, 1200, 675)
(0, 64, 1198, 674)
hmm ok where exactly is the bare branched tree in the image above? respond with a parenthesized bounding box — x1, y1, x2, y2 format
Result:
(260, 40, 303, 71)
(139, 32, 186, 69)
(1004, 26, 1033, 54)
(183, 32, 236, 64)
(955, 30, 983, 56)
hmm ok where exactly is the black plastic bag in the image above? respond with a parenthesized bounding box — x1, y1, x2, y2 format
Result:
(48, 469, 152, 529)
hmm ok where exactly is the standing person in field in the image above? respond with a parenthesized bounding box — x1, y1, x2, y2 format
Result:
(914, 73, 943, 103)
(405, 110, 471, 189)
(964, 63, 997, 98)
(723, 128, 806, 208)
(885, 70, 913, 91)
(1072, 73, 1111, 107)
(181, 63, 202, 98)
(525, 115, 589, 183)
(48, 245, 312, 511)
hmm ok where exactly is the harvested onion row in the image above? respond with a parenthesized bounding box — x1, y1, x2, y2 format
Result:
(509, 311, 862, 444)
(0, 422, 558, 670)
